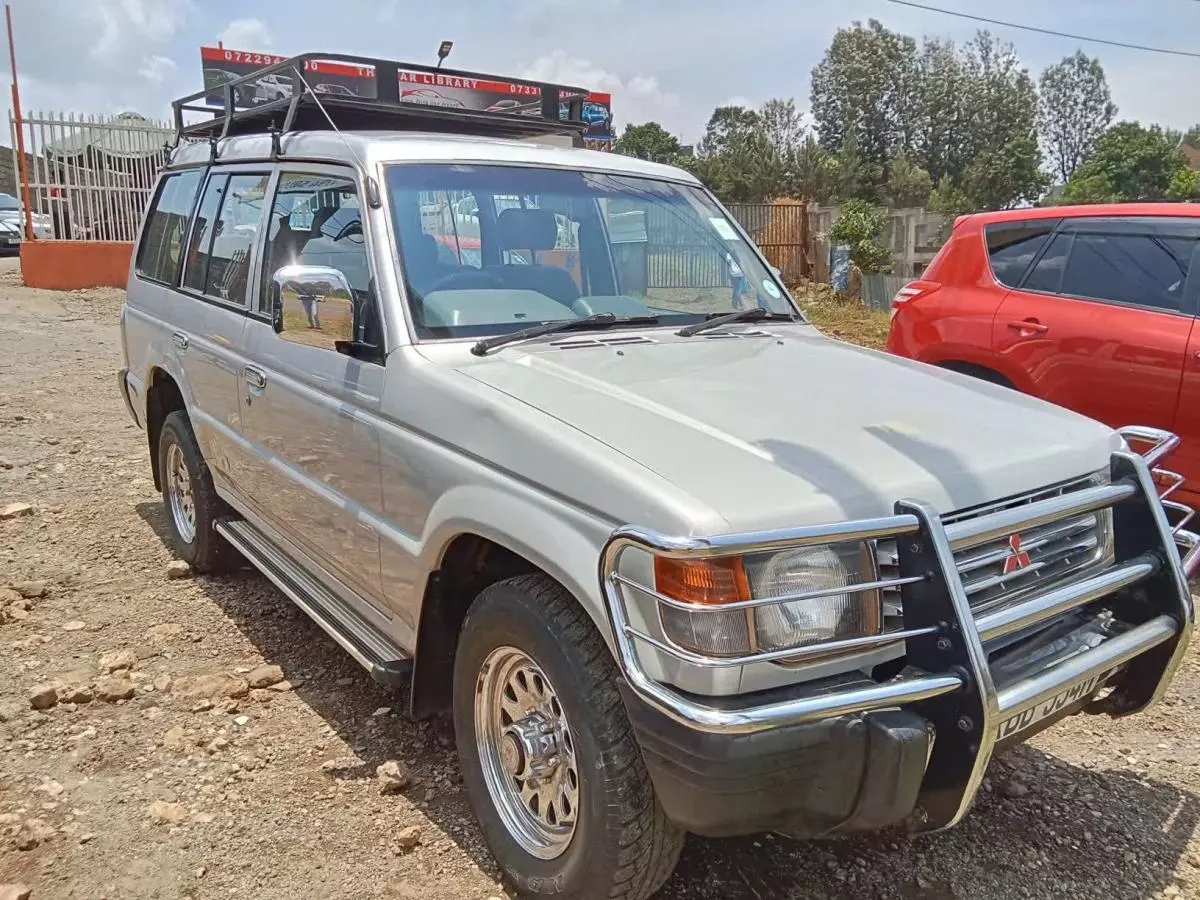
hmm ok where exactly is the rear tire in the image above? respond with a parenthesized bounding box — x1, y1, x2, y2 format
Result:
(453, 573, 683, 899)
(157, 410, 240, 574)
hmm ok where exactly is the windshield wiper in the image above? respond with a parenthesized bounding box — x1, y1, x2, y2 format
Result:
(676, 306, 798, 337)
(471, 313, 660, 356)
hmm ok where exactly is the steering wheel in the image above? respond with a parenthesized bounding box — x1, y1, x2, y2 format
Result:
(427, 269, 505, 293)
(333, 219, 364, 243)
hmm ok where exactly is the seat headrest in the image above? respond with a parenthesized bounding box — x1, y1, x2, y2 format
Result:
(496, 208, 558, 251)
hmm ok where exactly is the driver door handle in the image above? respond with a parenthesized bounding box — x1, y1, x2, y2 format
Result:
(1007, 318, 1049, 336)
(243, 365, 267, 390)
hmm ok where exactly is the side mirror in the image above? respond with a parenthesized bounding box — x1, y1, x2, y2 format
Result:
(770, 265, 783, 280)
(270, 264, 372, 358)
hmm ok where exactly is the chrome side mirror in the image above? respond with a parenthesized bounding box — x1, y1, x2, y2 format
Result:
(270, 264, 354, 347)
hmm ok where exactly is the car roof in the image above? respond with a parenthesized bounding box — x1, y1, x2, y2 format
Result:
(961, 202, 1200, 228)
(169, 129, 699, 184)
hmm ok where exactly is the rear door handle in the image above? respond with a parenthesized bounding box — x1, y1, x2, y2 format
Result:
(243, 365, 267, 390)
(172, 332, 189, 351)
(1007, 319, 1049, 336)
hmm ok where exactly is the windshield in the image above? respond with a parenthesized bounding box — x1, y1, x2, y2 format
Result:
(384, 163, 795, 340)
(0, 193, 20, 212)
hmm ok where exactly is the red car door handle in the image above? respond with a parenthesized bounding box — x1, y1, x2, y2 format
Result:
(1007, 319, 1049, 336)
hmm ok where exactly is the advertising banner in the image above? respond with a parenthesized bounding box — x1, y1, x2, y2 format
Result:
(199, 47, 613, 145)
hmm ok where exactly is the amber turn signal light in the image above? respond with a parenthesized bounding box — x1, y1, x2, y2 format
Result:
(653, 556, 751, 606)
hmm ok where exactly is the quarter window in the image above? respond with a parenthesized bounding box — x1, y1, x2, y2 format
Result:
(135, 170, 203, 285)
(985, 220, 1056, 288)
(1060, 233, 1193, 313)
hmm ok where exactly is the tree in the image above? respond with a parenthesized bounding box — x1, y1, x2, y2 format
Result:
(790, 134, 839, 204)
(1038, 50, 1117, 183)
(810, 19, 919, 169)
(913, 38, 974, 184)
(614, 122, 683, 163)
(1167, 168, 1200, 201)
(832, 132, 883, 203)
(886, 152, 933, 208)
(696, 105, 761, 159)
(1060, 122, 1188, 203)
(954, 32, 1048, 209)
(928, 173, 970, 218)
(961, 132, 1049, 210)
(829, 199, 892, 273)
(759, 98, 805, 162)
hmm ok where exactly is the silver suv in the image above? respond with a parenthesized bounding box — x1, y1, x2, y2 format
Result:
(119, 54, 1198, 900)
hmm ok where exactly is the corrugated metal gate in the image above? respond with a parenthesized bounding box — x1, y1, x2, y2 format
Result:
(727, 202, 809, 282)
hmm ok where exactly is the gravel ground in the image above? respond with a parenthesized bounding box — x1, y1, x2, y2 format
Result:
(1, 258, 1200, 899)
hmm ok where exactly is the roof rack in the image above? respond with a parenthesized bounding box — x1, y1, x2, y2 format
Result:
(173, 52, 590, 146)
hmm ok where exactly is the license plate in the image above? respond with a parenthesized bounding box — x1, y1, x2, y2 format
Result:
(995, 668, 1114, 741)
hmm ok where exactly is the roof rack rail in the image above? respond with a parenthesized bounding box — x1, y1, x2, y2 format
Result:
(172, 52, 590, 146)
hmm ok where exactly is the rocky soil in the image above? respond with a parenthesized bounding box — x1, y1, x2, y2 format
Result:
(2, 257, 1200, 899)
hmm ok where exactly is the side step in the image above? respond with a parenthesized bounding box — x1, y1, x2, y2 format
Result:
(215, 519, 413, 687)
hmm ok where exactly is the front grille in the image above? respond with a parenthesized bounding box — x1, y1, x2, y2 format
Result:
(877, 473, 1115, 620)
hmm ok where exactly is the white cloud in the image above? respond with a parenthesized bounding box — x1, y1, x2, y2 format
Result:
(520, 51, 679, 133)
(90, 0, 192, 65)
(137, 55, 177, 84)
(217, 18, 273, 50)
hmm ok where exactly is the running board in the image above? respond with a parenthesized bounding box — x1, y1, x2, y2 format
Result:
(215, 519, 412, 687)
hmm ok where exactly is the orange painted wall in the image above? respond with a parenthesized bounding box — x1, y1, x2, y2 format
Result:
(20, 241, 133, 291)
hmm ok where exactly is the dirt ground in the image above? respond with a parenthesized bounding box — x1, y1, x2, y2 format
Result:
(2, 258, 1200, 899)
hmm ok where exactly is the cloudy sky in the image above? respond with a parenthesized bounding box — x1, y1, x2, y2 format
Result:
(10, 0, 1200, 141)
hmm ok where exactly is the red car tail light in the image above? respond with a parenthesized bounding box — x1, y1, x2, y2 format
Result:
(891, 280, 941, 318)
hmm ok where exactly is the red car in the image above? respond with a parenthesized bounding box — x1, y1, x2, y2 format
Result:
(886, 203, 1200, 507)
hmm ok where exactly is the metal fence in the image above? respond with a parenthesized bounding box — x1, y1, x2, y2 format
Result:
(10, 111, 173, 241)
(644, 204, 730, 289)
(861, 274, 910, 311)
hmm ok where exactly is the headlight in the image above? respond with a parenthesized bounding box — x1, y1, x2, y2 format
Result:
(746, 543, 879, 652)
(653, 540, 881, 660)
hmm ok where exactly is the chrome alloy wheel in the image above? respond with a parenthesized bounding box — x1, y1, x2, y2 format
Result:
(475, 646, 580, 859)
(165, 442, 197, 543)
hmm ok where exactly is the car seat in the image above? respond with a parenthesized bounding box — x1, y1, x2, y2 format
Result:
(491, 208, 580, 306)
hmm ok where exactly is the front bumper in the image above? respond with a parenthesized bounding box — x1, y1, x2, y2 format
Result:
(602, 428, 1197, 837)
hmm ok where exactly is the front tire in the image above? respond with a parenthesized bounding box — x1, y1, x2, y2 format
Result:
(454, 574, 683, 899)
(157, 410, 240, 573)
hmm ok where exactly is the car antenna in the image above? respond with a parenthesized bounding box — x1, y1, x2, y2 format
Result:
(292, 66, 382, 208)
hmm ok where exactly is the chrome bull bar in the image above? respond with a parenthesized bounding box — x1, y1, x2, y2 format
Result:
(600, 427, 1195, 832)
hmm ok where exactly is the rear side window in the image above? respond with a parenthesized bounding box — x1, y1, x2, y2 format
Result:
(1023, 232, 1072, 295)
(1060, 233, 1193, 313)
(135, 170, 203, 285)
(985, 220, 1057, 287)
(182, 173, 270, 305)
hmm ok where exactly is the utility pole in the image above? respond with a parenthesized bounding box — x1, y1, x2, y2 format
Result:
(6, 3, 32, 241)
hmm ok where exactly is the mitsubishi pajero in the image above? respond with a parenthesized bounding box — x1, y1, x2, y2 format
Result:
(118, 53, 1199, 899)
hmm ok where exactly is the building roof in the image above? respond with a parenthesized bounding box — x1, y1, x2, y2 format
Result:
(47, 112, 173, 159)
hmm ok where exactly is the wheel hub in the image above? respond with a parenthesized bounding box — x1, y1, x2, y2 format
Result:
(475, 646, 580, 859)
(505, 712, 561, 780)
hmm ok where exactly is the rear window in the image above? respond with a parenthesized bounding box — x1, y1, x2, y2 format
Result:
(985, 220, 1058, 287)
(136, 170, 204, 285)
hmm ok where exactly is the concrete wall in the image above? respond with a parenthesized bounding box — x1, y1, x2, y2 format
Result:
(20, 240, 132, 291)
(0, 145, 36, 198)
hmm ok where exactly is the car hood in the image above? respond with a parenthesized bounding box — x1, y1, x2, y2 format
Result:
(458, 326, 1123, 532)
